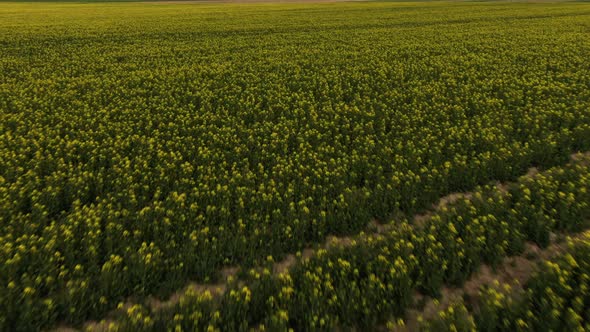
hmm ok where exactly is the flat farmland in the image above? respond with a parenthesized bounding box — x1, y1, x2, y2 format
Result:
(1, 2, 590, 331)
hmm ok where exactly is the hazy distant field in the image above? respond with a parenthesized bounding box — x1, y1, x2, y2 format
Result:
(1, 2, 590, 331)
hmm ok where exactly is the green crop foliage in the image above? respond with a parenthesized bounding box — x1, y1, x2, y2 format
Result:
(1, 2, 590, 331)
(420, 230, 590, 332)
(106, 155, 590, 331)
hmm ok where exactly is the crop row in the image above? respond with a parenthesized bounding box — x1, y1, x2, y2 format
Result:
(97, 155, 590, 331)
(420, 231, 590, 332)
